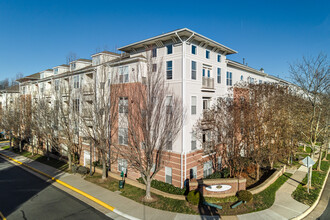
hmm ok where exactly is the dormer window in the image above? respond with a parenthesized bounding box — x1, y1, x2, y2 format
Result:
(54, 68, 58, 75)
(71, 63, 76, 71)
(40, 73, 44, 79)
(93, 56, 101, 65)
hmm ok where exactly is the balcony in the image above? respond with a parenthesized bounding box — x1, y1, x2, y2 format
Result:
(202, 77, 215, 91)
(82, 84, 93, 95)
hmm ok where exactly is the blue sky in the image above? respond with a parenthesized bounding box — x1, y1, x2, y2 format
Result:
(0, 0, 329, 82)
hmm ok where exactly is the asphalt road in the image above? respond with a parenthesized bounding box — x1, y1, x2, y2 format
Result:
(0, 156, 111, 220)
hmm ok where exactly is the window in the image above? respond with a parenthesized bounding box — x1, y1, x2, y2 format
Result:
(165, 167, 172, 184)
(203, 161, 213, 178)
(217, 157, 222, 170)
(73, 99, 80, 113)
(71, 63, 76, 71)
(152, 48, 157, 57)
(166, 96, 172, 114)
(152, 64, 157, 72)
(40, 73, 44, 79)
(119, 97, 128, 113)
(190, 166, 197, 179)
(22, 87, 26, 95)
(191, 132, 196, 150)
(54, 68, 58, 75)
(73, 75, 80, 88)
(119, 66, 129, 83)
(191, 96, 197, 115)
(203, 98, 210, 110)
(192, 45, 197, 55)
(93, 56, 100, 65)
(40, 83, 45, 93)
(226, 71, 232, 86)
(55, 80, 60, 91)
(166, 61, 172, 80)
(118, 128, 128, 145)
(259, 80, 262, 84)
(166, 132, 172, 150)
(118, 158, 127, 173)
(240, 75, 243, 81)
(167, 45, 173, 54)
(191, 61, 196, 80)
(217, 68, 221, 84)
(217, 54, 221, 62)
(249, 77, 255, 84)
(206, 50, 210, 59)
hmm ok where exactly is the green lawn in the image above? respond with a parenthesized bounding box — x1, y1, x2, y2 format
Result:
(85, 172, 292, 215)
(4, 147, 68, 171)
(85, 174, 198, 214)
(292, 154, 329, 206)
(1, 145, 10, 150)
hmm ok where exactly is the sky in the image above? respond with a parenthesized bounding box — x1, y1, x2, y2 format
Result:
(0, 0, 329, 82)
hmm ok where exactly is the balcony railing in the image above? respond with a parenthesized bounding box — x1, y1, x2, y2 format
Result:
(202, 77, 214, 89)
(82, 84, 93, 95)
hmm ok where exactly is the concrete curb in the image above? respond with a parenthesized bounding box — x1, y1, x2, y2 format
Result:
(0, 152, 140, 220)
(291, 163, 330, 220)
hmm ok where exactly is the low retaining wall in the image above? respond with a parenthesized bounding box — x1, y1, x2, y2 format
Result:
(248, 165, 286, 194)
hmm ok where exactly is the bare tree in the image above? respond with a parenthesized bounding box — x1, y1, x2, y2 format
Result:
(290, 53, 329, 160)
(80, 63, 120, 179)
(112, 52, 183, 201)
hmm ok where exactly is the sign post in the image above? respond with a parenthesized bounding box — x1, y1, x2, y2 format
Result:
(302, 156, 315, 193)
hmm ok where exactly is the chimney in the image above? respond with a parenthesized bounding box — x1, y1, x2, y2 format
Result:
(243, 58, 245, 65)
(260, 68, 264, 73)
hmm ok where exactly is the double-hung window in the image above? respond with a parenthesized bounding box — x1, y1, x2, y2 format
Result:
(118, 128, 128, 145)
(203, 161, 213, 178)
(166, 96, 172, 114)
(165, 167, 172, 184)
(217, 54, 221, 62)
(152, 48, 157, 57)
(73, 75, 80, 88)
(119, 66, 129, 83)
(217, 68, 221, 84)
(73, 99, 80, 113)
(191, 96, 197, 115)
(226, 71, 232, 86)
(192, 45, 197, 55)
(55, 79, 60, 91)
(152, 64, 157, 72)
(206, 50, 210, 59)
(167, 45, 173, 54)
(191, 132, 196, 150)
(191, 61, 196, 80)
(166, 61, 173, 80)
(119, 97, 128, 114)
(166, 131, 172, 150)
(240, 75, 244, 81)
(54, 68, 58, 75)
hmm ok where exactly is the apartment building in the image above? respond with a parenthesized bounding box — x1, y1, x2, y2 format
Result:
(15, 28, 289, 188)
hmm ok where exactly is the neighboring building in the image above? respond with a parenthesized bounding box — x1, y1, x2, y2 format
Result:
(0, 85, 20, 110)
(15, 28, 290, 188)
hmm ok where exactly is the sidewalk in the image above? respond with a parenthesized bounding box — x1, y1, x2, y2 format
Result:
(237, 166, 309, 220)
(0, 148, 235, 220)
(1, 147, 317, 220)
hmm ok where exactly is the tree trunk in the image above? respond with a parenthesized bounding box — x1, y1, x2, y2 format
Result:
(256, 163, 260, 181)
(90, 141, 93, 176)
(317, 145, 322, 171)
(144, 176, 153, 202)
(19, 140, 22, 152)
(68, 153, 72, 171)
(102, 155, 107, 179)
(10, 133, 12, 149)
(303, 144, 306, 152)
(270, 160, 274, 170)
